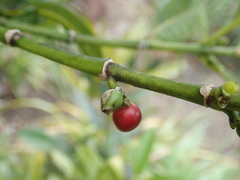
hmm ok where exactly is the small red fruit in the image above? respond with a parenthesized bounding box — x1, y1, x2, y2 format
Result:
(112, 103, 142, 132)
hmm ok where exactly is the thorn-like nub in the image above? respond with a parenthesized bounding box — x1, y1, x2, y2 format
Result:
(4, 29, 21, 46)
(200, 84, 215, 107)
(98, 59, 114, 81)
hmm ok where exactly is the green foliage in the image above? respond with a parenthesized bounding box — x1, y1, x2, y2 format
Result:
(150, 0, 240, 42)
(0, 100, 239, 179)
(34, 2, 102, 57)
(132, 129, 155, 175)
(0, 0, 102, 57)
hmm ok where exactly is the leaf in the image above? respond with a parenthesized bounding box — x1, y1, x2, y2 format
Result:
(146, 59, 184, 79)
(150, 7, 203, 41)
(152, 0, 193, 24)
(0, 0, 28, 17)
(50, 150, 74, 178)
(76, 145, 103, 179)
(0, 98, 60, 115)
(19, 128, 60, 151)
(196, 3, 210, 39)
(35, 2, 102, 57)
(132, 129, 156, 175)
(26, 152, 47, 180)
(151, 0, 239, 41)
(97, 166, 122, 180)
(107, 156, 125, 180)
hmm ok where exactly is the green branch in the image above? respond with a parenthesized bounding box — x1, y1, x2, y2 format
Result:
(202, 14, 240, 45)
(108, 63, 203, 105)
(0, 25, 240, 113)
(0, 26, 107, 76)
(199, 55, 236, 81)
(0, 18, 239, 57)
(1, 25, 240, 135)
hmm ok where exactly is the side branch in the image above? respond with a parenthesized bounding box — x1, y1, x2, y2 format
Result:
(0, 18, 239, 57)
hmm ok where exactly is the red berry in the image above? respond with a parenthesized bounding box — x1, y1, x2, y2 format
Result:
(112, 103, 142, 132)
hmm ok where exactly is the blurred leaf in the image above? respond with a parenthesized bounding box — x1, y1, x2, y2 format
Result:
(151, 0, 239, 41)
(35, 2, 102, 57)
(207, 0, 238, 24)
(0, 156, 15, 179)
(196, 3, 209, 39)
(11, 5, 39, 24)
(132, 129, 156, 175)
(154, 123, 207, 180)
(19, 128, 60, 151)
(47, 174, 62, 180)
(107, 156, 125, 180)
(50, 150, 74, 178)
(0, 0, 28, 17)
(98, 165, 122, 180)
(152, 0, 193, 23)
(151, 6, 203, 41)
(76, 145, 103, 179)
(0, 98, 60, 115)
(26, 152, 47, 180)
(146, 59, 184, 79)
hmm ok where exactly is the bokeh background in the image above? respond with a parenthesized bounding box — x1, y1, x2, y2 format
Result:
(0, 0, 239, 179)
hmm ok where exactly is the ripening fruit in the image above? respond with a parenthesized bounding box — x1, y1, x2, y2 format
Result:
(112, 103, 142, 132)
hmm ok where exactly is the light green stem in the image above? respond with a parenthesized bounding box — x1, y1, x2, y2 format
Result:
(199, 55, 236, 81)
(203, 15, 240, 44)
(0, 18, 238, 57)
(108, 63, 203, 106)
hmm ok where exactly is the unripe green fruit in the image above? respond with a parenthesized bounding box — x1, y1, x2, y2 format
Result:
(101, 89, 123, 115)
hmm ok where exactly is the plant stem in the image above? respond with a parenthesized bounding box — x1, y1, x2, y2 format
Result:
(0, 25, 240, 112)
(202, 15, 240, 44)
(0, 18, 239, 57)
(108, 63, 204, 106)
(0, 26, 107, 76)
(199, 55, 236, 81)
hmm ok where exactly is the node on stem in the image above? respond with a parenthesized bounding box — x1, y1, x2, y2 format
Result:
(98, 59, 114, 81)
(4, 29, 21, 46)
(218, 81, 239, 108)
(200, 84, 215, 107)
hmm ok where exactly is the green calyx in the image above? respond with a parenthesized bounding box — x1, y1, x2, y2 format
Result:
(222, 81, 239, 97)
(101, 88, 123, 115)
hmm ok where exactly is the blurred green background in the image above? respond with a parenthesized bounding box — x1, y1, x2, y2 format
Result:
(0, 0, 239, 179)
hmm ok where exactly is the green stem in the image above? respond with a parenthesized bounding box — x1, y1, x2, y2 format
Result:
(108, 63, 203, 106)
(207, 85, 240, 112)
(199, 55, 236, 81)
(202, 15, 240, 44)
(0, 25, 240, 112)
(0, 26, 107, 76)
(107, 76, 118, 89)
(0, 18, 238, 57)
